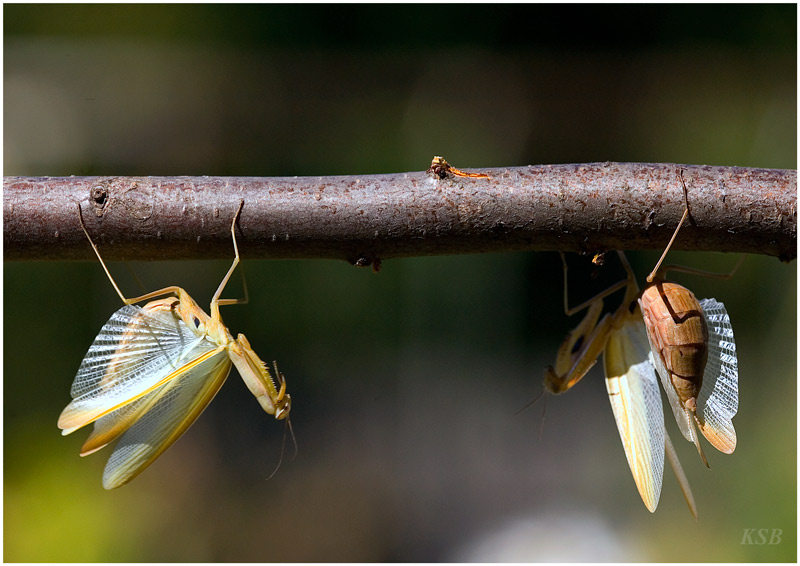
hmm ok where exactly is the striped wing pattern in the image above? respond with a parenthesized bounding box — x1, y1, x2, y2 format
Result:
(59, 305, 215, 433)
(696, 298, 739, 453)
(58, 303, 236, 488)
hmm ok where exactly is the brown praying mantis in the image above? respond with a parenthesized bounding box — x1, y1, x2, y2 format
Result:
(544, 172, 739, 518)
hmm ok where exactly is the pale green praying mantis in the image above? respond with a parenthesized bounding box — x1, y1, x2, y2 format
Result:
(59, 201, 291, 489)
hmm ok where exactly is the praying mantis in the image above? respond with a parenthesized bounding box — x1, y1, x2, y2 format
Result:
(59, 201, 291, 489)
(544, 173, 739, 517)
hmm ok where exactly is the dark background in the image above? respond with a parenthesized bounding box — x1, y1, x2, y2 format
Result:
(4, 4, 796, 561)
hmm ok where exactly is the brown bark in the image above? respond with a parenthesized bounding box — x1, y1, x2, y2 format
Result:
(4, 162, 796, 263)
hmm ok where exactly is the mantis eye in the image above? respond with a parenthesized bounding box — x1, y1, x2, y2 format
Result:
(193, 317, 201, 328)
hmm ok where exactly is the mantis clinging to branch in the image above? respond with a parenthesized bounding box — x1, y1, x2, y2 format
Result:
(543, 172, 739, 517)
(59, 201, 292, 489)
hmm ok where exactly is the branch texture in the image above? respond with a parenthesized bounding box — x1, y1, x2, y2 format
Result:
(4, 162, 796, 263)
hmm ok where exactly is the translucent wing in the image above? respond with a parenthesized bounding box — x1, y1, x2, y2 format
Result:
(696, 298, 738, 453)
(604, 312, 665, 512)
(59, 304, 216, 433)
(101, 349, 232, 489)
(79, 347, 229, 456)
(644, 330, 697, 446)
(80, 393, 153, 456)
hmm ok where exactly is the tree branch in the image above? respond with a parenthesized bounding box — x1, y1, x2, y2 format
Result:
(4, 162, 796, 263)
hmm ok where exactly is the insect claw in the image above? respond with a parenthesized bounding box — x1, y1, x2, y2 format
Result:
(272, 360, 287, 398)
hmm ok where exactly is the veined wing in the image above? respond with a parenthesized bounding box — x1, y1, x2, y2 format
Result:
(59, 304, 215, 433)
(79, 346, 228, 456)
(696, 298, 738, 453)
(646, 331, 697, 446)
(604, 312, 665, 512)
(101, 348, 232, 489)
(80, 394, 153, 456)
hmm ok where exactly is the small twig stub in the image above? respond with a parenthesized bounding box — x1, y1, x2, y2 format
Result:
(427, 155, 491, 180)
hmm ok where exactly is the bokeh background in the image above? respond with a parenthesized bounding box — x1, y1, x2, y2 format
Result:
(4, 4, 796, 562)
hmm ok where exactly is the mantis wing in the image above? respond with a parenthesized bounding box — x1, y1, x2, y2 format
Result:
(78, 346, 229, 456)
(59, 304, 216, 433)
(100, 348, 232, 489)
(647, 335, 698, 447)
(604, 313, 665, 513)
(696, 298, 739, 454)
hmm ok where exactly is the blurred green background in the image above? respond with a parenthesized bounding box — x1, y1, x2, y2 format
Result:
(4, 4, 796, 562)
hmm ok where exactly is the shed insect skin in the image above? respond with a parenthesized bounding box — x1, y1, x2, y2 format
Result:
(427, 155, 490, 179)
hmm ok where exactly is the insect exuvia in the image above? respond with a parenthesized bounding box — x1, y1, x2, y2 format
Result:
(427, 155, 490, 179)
(59, 201, 291, 489)
(543, 172, 739, 517)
